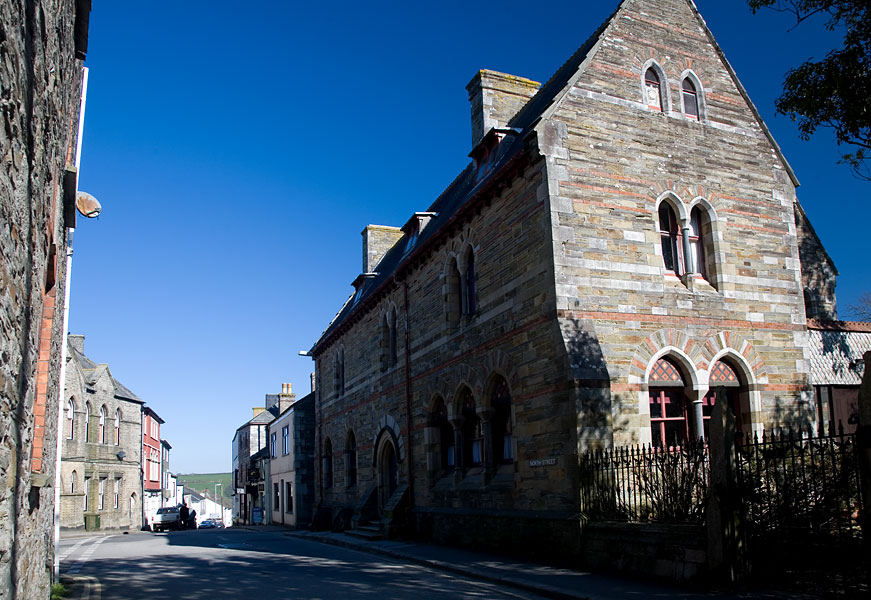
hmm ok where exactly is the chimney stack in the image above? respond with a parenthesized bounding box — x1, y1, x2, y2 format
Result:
(466, 69, 540, 149)
(68, 334, 85, 354)
(362, 225, 403, 273)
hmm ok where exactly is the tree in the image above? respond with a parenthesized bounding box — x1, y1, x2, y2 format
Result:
(749, 1, 870, 180)
(847, 291, 871, 321)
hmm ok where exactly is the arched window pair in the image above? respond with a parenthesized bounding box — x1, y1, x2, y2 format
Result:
(644, 66, 702, 119)
(657, 201, 714, 284)
(445, 248, 477, 327)
(648, 356, 746, 447)
(93, 406, 121, 445)
(430, 375, 513, 477)
(380, 308, 398, 371)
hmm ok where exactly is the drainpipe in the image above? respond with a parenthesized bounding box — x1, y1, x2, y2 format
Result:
(397, 276, 415, 509)
(53, 66, 88, 579)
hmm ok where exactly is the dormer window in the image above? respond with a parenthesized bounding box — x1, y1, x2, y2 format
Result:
(351, 272, 377, 306)
(644, 68, 663, 111)
(470, 128, 517, 181)
(402, 212, 437, 256)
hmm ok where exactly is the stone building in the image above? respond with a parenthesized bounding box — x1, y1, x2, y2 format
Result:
(231, 402, 277, 524)
(309, 0, 830, 554)
(60, 336, 144, 532)
(267, 390, 315, 528)
(0, 0, 90, 596)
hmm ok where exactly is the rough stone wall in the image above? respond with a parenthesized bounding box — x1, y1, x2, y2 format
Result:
(315, 155, 579, 524)
(60, 339, 143, 531)
(0, 1, 83, 597)
(541, 0, 814, 446)
(794, 202, 837, 320)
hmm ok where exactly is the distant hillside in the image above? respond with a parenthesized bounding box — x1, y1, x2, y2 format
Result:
(176, 473, 232, 498)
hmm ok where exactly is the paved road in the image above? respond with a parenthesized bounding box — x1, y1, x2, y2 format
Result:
(58, 528, 548, 599)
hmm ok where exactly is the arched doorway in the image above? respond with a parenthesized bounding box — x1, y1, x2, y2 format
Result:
(704, 358, 746, 436)
(376, 437, 398, 511)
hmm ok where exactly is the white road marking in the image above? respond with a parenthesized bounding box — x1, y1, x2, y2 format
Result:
(65, 536, 111, 575)
(59, 537, 89, 563)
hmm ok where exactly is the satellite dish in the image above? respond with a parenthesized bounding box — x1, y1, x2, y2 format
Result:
(76, 191, 102, 218)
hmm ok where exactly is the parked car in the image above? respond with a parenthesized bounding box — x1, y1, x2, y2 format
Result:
(198, 519, 217, 529)
(153, 506, 180, 532)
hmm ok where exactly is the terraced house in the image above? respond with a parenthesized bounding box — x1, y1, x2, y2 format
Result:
(309, 0, 835, 554)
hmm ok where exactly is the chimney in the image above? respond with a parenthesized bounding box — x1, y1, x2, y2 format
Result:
(69, 334, 85, 354)
(362, 225, 403, 272)
(278, 382, 296, 413)
(252, 407, 265, 418)
(466, 69, 540, 148)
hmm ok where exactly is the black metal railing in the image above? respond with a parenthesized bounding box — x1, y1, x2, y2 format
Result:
(735, 425, 863, 543)
(580, 442, 710, 523)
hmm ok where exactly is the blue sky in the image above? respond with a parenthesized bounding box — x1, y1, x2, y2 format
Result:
(71, 0, 867, 473)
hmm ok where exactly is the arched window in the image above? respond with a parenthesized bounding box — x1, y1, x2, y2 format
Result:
(704, 359, 745, 435)
(649, 357, 690, 447)
(323, 438, 333, 489)
(83, 477, 90, 510)
(804, 288, 820, 319)
(688, 207, 706, 278)
(99, 406, 107, 444)
(84, 404, 91, 442)
(114, 409, 121, 445)
(682, 78, 699, 119)
(658, 203, 683, 275)
(460, 388, 482, 469)
(380, 314, 390, 371)
(445, 257, 462, 327)
(65, 400, 74, 440)
(335, 349, 344, 395)
(388, 309, 397, 366)
(70, 470, 77, 494)
(463, 249, 477, 316)
(490, 376, 514, 464)
(345, 430, 357, 488)
(644, 68, 663, 111)
(431, 397, 454, 473)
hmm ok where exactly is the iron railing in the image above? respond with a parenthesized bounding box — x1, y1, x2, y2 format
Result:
(735, 426, 863, 543)
(580, 443, 710, 523)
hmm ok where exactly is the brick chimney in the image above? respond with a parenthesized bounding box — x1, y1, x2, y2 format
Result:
(466, 69, 540, 148)
(362, 225, 403, 272)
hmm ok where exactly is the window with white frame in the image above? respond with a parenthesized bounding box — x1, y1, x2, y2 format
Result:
(682, 78, 699, 119)
(644, 67, 664, 111)
(98, 478, 105, 510)
(114, 479, 120, 509)
(286, 481, 293, 513)
(271, 432, 277, 458)
(99, 406, 106, 444)
(282, 426, 289, 455)
(114, 409, 121, 445)
(71, 470, 77, 494)
(66, 400, 74, 440)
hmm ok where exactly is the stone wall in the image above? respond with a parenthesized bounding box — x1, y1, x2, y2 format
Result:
(794, 202, 838, 320)
(60, 337, 144, 532)
(0, 1, 86, 597)
(540, 0, 815, 446)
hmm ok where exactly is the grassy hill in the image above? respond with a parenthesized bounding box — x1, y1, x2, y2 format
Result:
(176, 473, 233, 499)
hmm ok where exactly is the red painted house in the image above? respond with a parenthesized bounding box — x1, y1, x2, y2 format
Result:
(142, 406, 164, 526)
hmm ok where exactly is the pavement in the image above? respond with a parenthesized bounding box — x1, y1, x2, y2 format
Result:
(56, 525, 818, 600)
(285, 529, 810, 600)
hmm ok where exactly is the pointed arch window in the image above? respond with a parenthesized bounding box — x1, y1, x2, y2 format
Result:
(658, 203, 683, 275)
(682, 78, 699, 119)
(645, 68, 663, 111)
(649, 357, 690, 447)
(335, 349, 345, 396)
(445, 257, 462, 327)
(431, 397, 454, 473)
(99, 406, 107, 444)
(114, 409, 121, 445)
(490, 376, 513, 464)
(460, 389, 483, 468)
(388, 309, 398, 367)
(65, 400, 74, 440)
(70, 470, 77, 494)
(464, 250, 477, 316)
(323, 438, 333, 489)
(380, 314, 390, 371)
(345, 430, 357, 488)
(85, 404, 91, 442)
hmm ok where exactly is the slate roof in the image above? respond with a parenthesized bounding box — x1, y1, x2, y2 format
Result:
(68, 337, 144, 404)
(312, 9, 620, 354)
(806, 320, 871, 386)
(311, 0, 799, 353)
